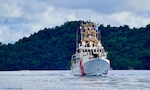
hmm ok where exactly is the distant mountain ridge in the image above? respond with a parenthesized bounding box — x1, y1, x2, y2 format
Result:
(0, 21, 150, 70)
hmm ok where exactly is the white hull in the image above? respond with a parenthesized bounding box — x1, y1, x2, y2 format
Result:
(71, 58, 110, 76)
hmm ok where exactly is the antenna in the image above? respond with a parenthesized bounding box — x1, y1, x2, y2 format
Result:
(89, 16, 91, 22)
(76, 28, 78, 53)
(98, 28, 102, 43)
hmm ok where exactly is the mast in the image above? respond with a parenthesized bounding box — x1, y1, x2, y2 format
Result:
(76, 28, 78, 53)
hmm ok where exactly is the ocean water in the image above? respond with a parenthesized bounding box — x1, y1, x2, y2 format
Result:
(0, 70, 149, 90)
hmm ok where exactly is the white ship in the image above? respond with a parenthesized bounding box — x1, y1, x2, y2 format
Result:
(71, 21, 110, 76)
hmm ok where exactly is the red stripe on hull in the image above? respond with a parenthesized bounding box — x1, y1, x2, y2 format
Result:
(80, 60, 86, 75)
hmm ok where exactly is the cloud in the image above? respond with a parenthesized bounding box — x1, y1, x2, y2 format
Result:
(0, 0, 21, 18)
(0, 0, 150, 44)
(126, 0, 150, 12)
(0, 25, 25, 43)
(100, 12, 150, 27)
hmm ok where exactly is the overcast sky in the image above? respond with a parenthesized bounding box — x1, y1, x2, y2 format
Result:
(0, 0, 150, 44)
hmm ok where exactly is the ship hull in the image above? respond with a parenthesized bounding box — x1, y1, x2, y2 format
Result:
(82, 58, 110, 75)
(71, 58, 110, 76)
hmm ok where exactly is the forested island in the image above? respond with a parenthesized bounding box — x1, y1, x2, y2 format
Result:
(0, 21, 150, 70)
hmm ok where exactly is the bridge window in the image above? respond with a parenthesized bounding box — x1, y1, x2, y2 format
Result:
(94, 49, 96, 52)
(85, 49, 87, 52)
(97, 49, 99, 52)
(82, 49, 84, 52)
(100, 49, 101, 52)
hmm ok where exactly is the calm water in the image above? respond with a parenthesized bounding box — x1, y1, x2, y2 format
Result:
(0, 70, 149, 90)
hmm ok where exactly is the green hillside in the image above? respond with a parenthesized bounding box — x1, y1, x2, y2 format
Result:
(0, 21, 150, 70)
